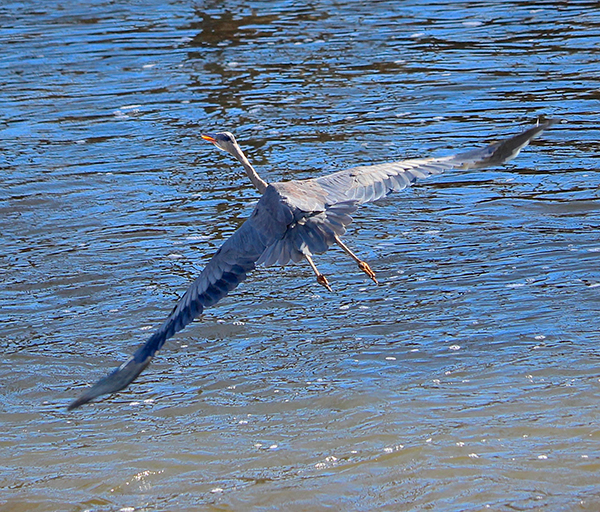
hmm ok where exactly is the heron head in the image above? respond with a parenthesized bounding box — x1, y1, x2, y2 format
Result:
(201, 131, 242, 158)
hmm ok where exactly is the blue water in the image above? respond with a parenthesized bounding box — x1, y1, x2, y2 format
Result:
(1, 1, 599, 510)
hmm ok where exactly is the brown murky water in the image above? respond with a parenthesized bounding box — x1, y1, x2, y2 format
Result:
(1, 1, 599, 510)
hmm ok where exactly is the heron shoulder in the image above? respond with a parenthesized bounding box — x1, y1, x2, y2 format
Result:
(269, 179, 329, 214)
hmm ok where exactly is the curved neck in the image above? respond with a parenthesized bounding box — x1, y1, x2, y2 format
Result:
(236, 149, 268, 194)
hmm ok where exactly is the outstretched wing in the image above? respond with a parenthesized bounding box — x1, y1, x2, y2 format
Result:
(315, 119, 557, 205)
(256, 120, 557, 266)
(68, 188, 290, 410)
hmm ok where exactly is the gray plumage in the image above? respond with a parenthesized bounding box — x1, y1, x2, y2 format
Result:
(68, 119, 556, 410)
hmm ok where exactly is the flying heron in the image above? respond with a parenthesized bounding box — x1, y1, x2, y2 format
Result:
(68, 119, 556, 409)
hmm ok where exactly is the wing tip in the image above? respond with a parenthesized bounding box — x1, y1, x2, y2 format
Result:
(67, 356, 151, 411)
(536, 116, 562, 129)
(67, 393, 92, 411)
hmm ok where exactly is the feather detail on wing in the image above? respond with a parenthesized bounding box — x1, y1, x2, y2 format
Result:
(315, 119, 557, 206)
(68, 187, 289, 410)
(257, 200, 358, 265)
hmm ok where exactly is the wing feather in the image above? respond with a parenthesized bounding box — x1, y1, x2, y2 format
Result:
(68, 190, 288, 410)
(316, 120, 557, 205)
(256, 201, 359, 266)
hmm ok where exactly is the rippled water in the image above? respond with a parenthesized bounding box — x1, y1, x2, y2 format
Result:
(1, 1, 599, 511)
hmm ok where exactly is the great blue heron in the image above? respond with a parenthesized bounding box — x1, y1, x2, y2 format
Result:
(68, 119, 556, 410)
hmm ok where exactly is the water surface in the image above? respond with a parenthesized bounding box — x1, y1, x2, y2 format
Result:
(1, 1, 599, 511)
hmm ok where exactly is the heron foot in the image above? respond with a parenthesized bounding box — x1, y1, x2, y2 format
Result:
(358, 261, 378, 284)
(317, 273, 333, 293)
(334, 235, 378, 285)
(304, 252, 333, 293)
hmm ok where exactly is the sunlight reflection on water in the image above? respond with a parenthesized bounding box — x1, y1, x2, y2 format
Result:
(1, 1, 599, 511)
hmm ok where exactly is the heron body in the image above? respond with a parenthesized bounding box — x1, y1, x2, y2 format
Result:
(68, 119, 557, 409)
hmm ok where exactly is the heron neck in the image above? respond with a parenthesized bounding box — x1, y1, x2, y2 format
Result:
(238, 151, 268, 194)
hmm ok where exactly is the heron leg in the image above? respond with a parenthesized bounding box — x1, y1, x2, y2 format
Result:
(334, 235, 378, 284)
(304, 253, 333, 292)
